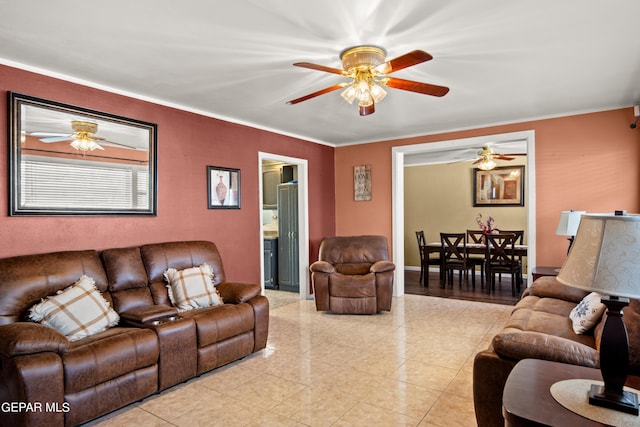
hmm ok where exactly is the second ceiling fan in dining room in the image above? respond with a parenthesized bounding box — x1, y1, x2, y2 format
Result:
(473, 145, 526, 170)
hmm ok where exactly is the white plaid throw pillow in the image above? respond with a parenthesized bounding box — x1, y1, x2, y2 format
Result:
(164, 263, 223, 312)
(29, 275, 120, 342)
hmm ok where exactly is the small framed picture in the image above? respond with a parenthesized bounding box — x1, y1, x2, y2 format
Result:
(354, 164, 372, 201)
(207, 166, 240, 209)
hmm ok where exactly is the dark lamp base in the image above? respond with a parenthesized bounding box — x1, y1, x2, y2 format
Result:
(589, 384, 639, 415)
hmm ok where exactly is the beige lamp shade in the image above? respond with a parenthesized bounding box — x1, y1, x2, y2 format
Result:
(557, 214, 640, 299)
(555, 210, 586, 236)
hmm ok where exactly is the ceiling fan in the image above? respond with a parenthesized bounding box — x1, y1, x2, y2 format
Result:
(473, 145, 525, 170)
(286, 45, 449, 116)
(30, 121, 132, 152)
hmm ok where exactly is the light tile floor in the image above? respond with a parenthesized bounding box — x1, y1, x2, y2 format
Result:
(86, 293, 512, 426)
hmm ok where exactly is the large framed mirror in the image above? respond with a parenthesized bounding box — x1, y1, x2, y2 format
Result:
(8, 92, 158, 216)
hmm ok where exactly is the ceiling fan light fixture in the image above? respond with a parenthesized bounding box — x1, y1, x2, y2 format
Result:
(340, 46, 388, 114)
(341, 85, 357, 104)
(369, 82, 387, 103)
(477, 157, 496, 171)
(70, 133, 103, 151)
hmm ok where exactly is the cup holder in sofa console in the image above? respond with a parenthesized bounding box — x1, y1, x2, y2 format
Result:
(149, 315, 180, 325)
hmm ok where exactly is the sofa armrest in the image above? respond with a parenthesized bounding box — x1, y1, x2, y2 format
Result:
(0, 323, 68, 357)
(525, 276, 589, 303)
(473, 349, 518, 427)
(309, 261, 336, 274)
(370, 260, 395, 273)
(492, 331, 599, 368)
(216, 282, 261, 304)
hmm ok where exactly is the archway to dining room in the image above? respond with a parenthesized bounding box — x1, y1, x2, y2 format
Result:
(391, 130, 537, 300)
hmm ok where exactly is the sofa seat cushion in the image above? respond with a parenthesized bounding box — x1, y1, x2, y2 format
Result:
(63, 327, 158, 393)
(329, 273, 375, 298)
(179, 303, 254, 348)
(503, 295, 596, 347)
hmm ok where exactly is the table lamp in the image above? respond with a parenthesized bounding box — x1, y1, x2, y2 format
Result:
(555, 210, 585, 254)
(556, 212, 640, 415)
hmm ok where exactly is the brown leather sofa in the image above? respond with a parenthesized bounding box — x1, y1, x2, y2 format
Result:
(310, 235, 395, 314)
(473, 276, 640, 427)
(0, 240, 269, 427)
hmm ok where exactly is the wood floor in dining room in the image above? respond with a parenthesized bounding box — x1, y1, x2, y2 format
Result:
(404, 269, 524, 306)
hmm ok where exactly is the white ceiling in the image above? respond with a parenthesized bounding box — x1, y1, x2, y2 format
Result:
(1, 0, 639, 147)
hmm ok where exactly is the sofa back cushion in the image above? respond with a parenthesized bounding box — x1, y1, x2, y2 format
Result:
(101, 247, 153, 314)
(0, 250, 108, 325)
(140, 241, 226, 305)
(319, 235, 389, 276)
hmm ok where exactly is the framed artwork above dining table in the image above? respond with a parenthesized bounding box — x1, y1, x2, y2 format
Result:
(473, 165, 524, 207)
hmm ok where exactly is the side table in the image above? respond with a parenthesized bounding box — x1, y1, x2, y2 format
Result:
(503, 359, 640, 426)
(531, 266, 560, 281)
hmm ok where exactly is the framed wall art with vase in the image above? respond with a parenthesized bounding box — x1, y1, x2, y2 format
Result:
(207, 166, 240, 209)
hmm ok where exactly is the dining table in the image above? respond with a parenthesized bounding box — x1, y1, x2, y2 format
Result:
(423, 241, 528, 289)
(424, 241, 528, 258)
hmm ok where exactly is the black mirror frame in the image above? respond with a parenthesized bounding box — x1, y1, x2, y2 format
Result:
(8, 92, 158, 216)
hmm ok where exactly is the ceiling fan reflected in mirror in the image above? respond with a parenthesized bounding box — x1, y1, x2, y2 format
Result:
(30, 121, 133, 152)
(474, 145, 525, 170)
(286, 45, 449, 116)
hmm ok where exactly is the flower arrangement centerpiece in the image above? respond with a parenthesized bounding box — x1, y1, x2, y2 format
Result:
(476, 213, 495, 233)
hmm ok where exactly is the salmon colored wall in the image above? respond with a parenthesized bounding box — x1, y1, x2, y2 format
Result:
(336, 108, 640, 268)
(0, 65, 336, 284)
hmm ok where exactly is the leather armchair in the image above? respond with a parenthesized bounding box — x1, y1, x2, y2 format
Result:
(310, 235, 395, 314)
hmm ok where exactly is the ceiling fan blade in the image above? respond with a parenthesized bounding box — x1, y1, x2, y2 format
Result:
(293, 62, 346, 75)
(375, 50, 433, 74)
(286, 84, 346, 105)
(40, 136, 72, 143)
(494, 155, 516, 161)
(383, 77, 449, 97)
(31, 131, 69, 136)
(103, 140, 137, 150)
(472, 159, 482, 165)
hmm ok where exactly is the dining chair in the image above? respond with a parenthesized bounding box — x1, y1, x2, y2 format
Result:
(466, 230, 486, 288)
(440, 232, 476, 288)
(492, 229, 524, 283)
(484, 232, 523, 296)
(416, 230, 441, 286)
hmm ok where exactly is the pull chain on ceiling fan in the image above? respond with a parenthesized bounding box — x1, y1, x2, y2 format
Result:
(286, 45, 449, 116)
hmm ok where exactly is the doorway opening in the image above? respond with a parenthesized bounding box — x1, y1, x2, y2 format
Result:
(258, 152, 310, 300)
(391, 130, 537, 296)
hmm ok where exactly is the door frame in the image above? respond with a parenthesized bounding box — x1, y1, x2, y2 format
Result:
(391, 130, 537, 296)
(258, 152, 310, 299)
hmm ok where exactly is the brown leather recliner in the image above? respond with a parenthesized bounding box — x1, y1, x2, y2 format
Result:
(310, 235, 395, 314)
